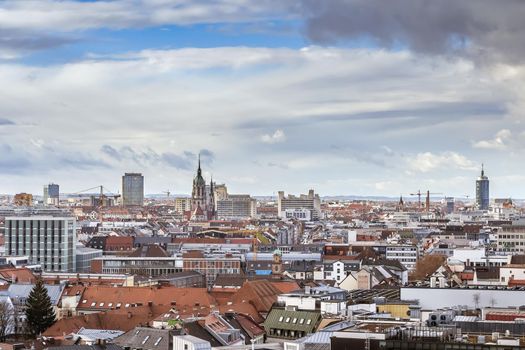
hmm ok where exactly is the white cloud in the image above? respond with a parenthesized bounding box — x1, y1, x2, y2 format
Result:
(406, 152, 478, 173)
(261, 129, 286, 144)
(0, 46, 524, 195)
(473, 129, 511, 150)
(0, 0, 294, 31)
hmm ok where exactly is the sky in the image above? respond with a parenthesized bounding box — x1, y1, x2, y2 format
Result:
(1, 0, 525, 198)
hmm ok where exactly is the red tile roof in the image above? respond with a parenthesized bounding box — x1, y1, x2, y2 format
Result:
(76, 286, 216, 311)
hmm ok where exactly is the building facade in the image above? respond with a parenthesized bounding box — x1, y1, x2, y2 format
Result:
(216, 194, 256, 220)
(277, 190, 321, 220)
(5, 213, 77, 272)
(43, 183, 59, 206)
(122, 173, 144, 207)
(190, 157, 215, 221)
(476, 164, 489, 210)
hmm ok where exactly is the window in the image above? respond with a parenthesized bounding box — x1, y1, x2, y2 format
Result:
(125, 304, 130, 308)
(292, 318, 297, 323)
(108, 303, 113, 307)
(82, 300, 87, 304)
(142, 336, 150, 345)
(154, 337, 162, 346)
(99, 303, 104, 307)
(299, 319, 304, 324)
(279, 316, 283, 322)
(91, 302, 96, 307)
(306, 319, 312, 325)
(285, 317, 290, 322)
(116, 303, 122, 308)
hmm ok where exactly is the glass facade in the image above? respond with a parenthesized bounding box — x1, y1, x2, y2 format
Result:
(122, 173, 144, 206)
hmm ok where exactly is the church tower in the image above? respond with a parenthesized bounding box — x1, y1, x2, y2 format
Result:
(191, 155, 207, 221)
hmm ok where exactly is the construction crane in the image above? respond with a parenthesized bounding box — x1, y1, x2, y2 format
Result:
(71, 185, 120, 207)
(410, 190, 444, 211)
(162, 190, 171, 198)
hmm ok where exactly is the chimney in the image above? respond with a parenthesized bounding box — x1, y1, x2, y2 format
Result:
(127, 312, 132, 319)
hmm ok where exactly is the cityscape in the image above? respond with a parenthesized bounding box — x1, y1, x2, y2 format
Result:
(1, 2, 525, 350)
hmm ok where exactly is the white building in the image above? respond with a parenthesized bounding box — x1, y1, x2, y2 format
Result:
(385, 245, 418, 271)
(278, 190, 321, 220)
(216, 194, 256, 220)
(5, 212, 76, 272)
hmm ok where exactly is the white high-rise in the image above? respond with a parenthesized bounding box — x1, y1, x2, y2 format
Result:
(4, 209, 76, 272)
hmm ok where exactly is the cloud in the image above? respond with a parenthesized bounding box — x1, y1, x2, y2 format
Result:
(473, 129, 512, 150)
(0, 0, 296, 31)
(0, 45, 521, 195)
(0, 118, 13, 125)
(100, 145, 212, 170)
(405, 151, 477, 173)
(301, 0, 525, 63)
(261, 129, 286, 144)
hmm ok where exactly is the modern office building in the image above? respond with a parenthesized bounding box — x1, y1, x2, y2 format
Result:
(476, 164, 489, 210)
(277, 189, 321, 220)
(75, 245, 103, 273)
(121, 173, 144, 206)
(43, 183, 59, 206)
(4, 209, 77, 272)
(216, 194, 256, 220)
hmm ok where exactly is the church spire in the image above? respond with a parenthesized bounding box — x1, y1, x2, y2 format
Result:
(481, 163, 484, 177)
(197, 153, 202, 176)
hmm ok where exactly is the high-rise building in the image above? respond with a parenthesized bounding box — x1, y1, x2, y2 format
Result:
(476, 164, 489, 210)
(277, 189, 321, 220)
(43, 183, 59, 206)
(121, 173, 144, 207)
(4, 209, 77, 272)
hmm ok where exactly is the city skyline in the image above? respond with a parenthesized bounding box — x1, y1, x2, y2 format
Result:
(1, 1, 525, 197)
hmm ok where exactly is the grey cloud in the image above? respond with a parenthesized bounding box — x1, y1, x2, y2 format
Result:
(236, 101, 506, 130)
(301, 0, 525, 62)
(0, 143, 108, 174)
(0, 118, 14, 125)
(101, 145, 122, 161)
(100, 145, 212, 170)
(0, 29, 78, 58)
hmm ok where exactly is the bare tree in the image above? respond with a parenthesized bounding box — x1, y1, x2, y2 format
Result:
(0, 300, 14, 342)
(490, 297, 497, 308)
(473, 293, 481, 309)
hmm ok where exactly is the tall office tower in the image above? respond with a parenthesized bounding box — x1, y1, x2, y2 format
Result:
(122, 173, 144, 206)
(476, 164, 490, 210)
(4, 209, 76, 272)
(43, 183, 59, 206)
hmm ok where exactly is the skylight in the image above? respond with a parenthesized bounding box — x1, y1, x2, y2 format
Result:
(154, 337, 162, 346)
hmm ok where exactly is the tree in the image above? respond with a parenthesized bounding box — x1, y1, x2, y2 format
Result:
(473, 293, 481, 309)
(0, 300, 14, 341)
(25, 278, 56, 336)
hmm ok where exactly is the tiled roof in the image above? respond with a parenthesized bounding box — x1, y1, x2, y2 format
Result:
(44, 305, 172, 337)
(0, 267, 36, 283)
(76, 286, 216, 311)
(232, 280, 282, 314)
(114, 327, 172, 350)
(128, 245, 170, 258)
(270, 281, 300, 294)
(264, 308, 321, 333)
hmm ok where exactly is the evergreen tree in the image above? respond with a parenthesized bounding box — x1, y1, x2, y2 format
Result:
(25, 278, 56, 336)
